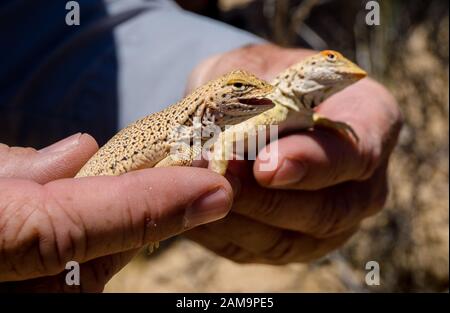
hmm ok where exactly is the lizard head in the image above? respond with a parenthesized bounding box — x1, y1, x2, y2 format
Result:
(271, 50, 367, 110)
(207, 70, 275, 128)
(300, 50, 367, 85)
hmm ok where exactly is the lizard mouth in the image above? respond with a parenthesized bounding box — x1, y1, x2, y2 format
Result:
(238, 97, 274, 107)
(221, 97, 274, 118)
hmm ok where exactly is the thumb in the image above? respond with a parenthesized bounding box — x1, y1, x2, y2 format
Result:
(0, 133, 98, 184)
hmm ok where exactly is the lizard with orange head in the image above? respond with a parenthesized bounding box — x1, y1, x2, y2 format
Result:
(210, 50, 368, 175)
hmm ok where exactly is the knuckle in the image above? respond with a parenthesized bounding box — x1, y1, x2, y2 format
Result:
(255, 231, 333, 265)
(310, 172, 389, 239)
(40, 192, 85, 271)
(33, 208, 68, 275)
(215, 242, 253, 264)
(1, 198, 55, 278)
(258, 232, 298, 265)
(249, 191, 284, 220)
(357, 141, 381, 181)
(311, 187, 357, 238)
(0, 186, 85, 280)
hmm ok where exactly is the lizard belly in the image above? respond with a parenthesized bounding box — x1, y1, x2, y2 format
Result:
(75, 124, 170, 177)
(75, 142, 169, 177)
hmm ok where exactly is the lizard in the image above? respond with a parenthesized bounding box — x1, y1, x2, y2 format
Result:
(75, 70, 275, 178)
(209, 50, 368, 175)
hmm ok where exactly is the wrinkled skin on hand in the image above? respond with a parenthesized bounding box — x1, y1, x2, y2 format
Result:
(185, 44, 403, 264)
(0, 134, 234, 292)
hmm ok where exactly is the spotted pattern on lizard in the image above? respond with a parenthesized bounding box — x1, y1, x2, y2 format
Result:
(75, 70, 274, 177)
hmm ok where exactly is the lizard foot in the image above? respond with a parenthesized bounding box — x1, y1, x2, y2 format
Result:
(209, 159, 229, 176)
(313, 113, 359, 143)
(147, 241, 160, 255)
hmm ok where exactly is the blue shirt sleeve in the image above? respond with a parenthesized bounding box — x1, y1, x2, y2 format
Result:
(0, 0, 263, 147)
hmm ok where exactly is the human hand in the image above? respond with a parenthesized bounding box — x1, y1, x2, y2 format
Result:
(185, 44, 402, 264)
(0, 133, 233, 291)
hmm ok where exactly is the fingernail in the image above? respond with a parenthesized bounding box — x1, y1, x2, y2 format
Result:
(270, 159, 307, 187)
(184, 188, 231, 228)
(38, 133, 81, 154)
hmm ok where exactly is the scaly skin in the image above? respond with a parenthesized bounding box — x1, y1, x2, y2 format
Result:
(209, 50, 367, 175)
(76, 70, 274, 177)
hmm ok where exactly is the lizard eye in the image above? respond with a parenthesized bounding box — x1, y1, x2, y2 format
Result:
(232, 82, 247, 91)
(326, 53, 337, 62)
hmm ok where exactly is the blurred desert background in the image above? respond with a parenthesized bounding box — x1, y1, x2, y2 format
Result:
(105, 0, 449, 292)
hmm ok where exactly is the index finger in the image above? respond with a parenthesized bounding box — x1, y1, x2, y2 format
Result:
(0, 167, 233, 281)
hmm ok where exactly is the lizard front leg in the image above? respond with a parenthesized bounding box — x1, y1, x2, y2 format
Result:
(209, 120, 259, 175)
(209, 132, 234, 175)
(148, 143, 202, 255)
(154, 142, 202, 168)
(210, 105, 290, 175)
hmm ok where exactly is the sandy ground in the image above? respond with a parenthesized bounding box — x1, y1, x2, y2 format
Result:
(105, 239, 359, 292)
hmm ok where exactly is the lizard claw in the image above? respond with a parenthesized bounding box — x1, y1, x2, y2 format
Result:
(313, 113, 359, 143)
(147, 241, 160, 255)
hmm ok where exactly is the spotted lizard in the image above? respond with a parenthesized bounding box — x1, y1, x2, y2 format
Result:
(209, 50, 368, 175)
(75, 70, 274, 178)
